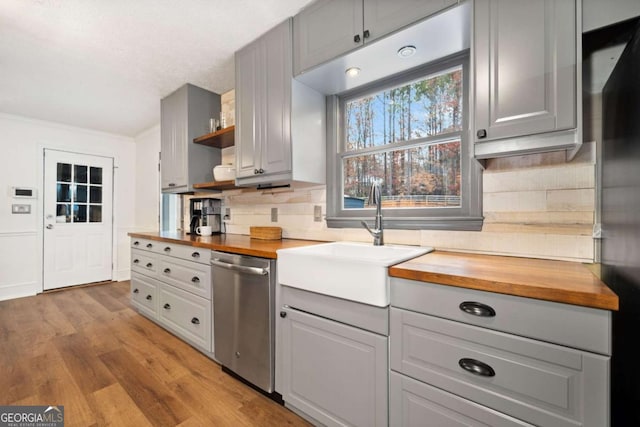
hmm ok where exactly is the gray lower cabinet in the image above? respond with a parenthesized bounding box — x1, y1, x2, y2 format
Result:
(129, 238, 214, 355)
(280, 305, 388, 426)
(390, 277, 612, 427)
(473, 0, 578, 158)
(161, 83, 221, 193)
(293, 0, 458, 75)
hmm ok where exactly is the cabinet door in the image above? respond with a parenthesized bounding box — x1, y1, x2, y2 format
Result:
(160, 87, 188, 190)
(364, 0, 457, 43)
(235, 39, 264, 179)
(281, 307, 388, 427)
(474, 0, 576, 142)
(131, 273, 158, 319)
(262, 20, 292, 178)
(293, 0, 362, 75)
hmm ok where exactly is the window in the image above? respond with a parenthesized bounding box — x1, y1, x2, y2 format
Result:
(326, 52, 482, 230)
(55, 162, 103, 223)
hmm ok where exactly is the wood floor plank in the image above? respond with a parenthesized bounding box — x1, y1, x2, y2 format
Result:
(87, 383, 154, 427)
(83, 284, 129, 313)
(99, 348, 191, 427)
(0, 281, 311, 426)
(28, 350, 98, 427)
(54, 333, 116, 394)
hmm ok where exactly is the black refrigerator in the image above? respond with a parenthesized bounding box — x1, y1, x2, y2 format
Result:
(601, 20, 640, 426)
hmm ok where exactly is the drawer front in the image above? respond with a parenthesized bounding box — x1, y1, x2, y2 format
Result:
(131, 249, 157, 277)
(158, 283, 211, 352)
(390, 371, 533, 427)
(131, 237, 156, 252)
(391, 277, 611, 355)
(391, 308, 610, 427)
(153, 242, 211, 265)
(157, 255, 211, 299)
(131, 273, 158, 318)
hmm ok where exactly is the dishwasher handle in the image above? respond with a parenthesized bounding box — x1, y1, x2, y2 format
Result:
(211, 258, 268, 276)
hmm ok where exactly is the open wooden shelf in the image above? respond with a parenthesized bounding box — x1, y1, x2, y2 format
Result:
(192, 180, 239, 191)
(193, 125, 235, 149)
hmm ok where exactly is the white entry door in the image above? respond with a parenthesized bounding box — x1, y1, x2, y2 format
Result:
(43, 149, 113, 290)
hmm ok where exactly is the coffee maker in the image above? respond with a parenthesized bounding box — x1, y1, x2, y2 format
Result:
(188, 198, 222, 235)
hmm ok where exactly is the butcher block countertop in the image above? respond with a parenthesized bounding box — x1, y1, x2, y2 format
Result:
(389, 251, 619, 311)
(128, 231, 323, 259)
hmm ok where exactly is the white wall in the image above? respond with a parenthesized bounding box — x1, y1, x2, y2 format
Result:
(0, 113, 136, 301)
(134, 125, 161, 231)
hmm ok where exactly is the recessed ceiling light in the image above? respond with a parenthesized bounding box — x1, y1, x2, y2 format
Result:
(397, 45, 417, 58)
(345, 67, 361, 77)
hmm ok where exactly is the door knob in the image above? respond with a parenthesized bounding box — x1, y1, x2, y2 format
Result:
(46, 224, 53, 229)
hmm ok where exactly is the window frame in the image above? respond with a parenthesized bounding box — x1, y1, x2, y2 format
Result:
(325, 51, 483, 230)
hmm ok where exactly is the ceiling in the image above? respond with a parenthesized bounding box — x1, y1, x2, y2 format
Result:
(0, 0, 313, 137)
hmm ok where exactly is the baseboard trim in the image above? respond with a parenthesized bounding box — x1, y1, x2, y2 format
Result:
(0, 281, 39, 301)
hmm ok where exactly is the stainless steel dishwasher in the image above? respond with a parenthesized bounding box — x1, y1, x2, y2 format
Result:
(211, 251, 276, 393)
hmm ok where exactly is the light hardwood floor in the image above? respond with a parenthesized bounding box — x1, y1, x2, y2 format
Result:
(0, 281, 310, 427)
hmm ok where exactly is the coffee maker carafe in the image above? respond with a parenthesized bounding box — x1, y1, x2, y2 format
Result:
(188, 198, 222, 235)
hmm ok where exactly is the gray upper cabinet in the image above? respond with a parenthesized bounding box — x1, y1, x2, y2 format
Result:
(161, 84, 221, 193)
(293, 0, 458, 75)
(474, 0, 578, 157)
(235, 19, 325, 187)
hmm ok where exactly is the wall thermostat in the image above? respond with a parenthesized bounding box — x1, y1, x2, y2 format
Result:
(11, 187, 37, 199)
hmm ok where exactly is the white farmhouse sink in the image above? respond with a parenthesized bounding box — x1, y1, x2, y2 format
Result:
(277, 242, 432, 307)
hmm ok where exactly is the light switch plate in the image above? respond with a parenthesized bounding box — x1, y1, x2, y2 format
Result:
(12, 204, 31, 214)
(314, 205, 322, 222)
(271, 207, 278, 222)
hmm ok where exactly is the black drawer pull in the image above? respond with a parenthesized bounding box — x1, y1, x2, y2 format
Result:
(191, 317, 200, 325)
(164, 247, 171, 252)
(363, 29, 370, 39)
(133, 259, 139, 264)
(133, 288, 139, 294)
(192, 252, 200, 258)
(354, 34, 361, 43)
(163, 303, 171, 310)
(146, 263, 153, 268)
(133, 241, 140, 246)
(146, 243, 153, 248)
(191, 276, 200, 283)
(459, 301, 496, 317)
(459, 358, 495, 377)
(163, 268, 171, 274)
(146, 295, 152, 301)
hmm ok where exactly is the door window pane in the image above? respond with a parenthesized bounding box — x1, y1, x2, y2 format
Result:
(74, 185, 87, 203)
(56, 204, 71, 223)
(89, 205, 102, 223)
(57, 184, 71, 202)
(57, 163, 71, 182)
(73, 204, 87, 222)
(74, 165, 88, 183)
(89, 186, 102, 203)
(90, 167, 103, 184)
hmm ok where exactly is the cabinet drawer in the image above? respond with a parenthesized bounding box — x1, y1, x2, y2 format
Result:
(390, 308, 610, 427)
(157, 255, 211, 299)
(131, 273, 158, 319)
(390, 371, 533, 427)
(153, 242, 211, 265)
(158, 283, 212, 352)
(131, 249, 158, 277)
(131, 238, 156, 252)
(391, 278, 611, 355)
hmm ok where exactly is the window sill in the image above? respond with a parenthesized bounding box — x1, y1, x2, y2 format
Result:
(325, 216, 484, 231)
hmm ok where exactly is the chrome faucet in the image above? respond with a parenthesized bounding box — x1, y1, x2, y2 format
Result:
(360, 182, 384, 246)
